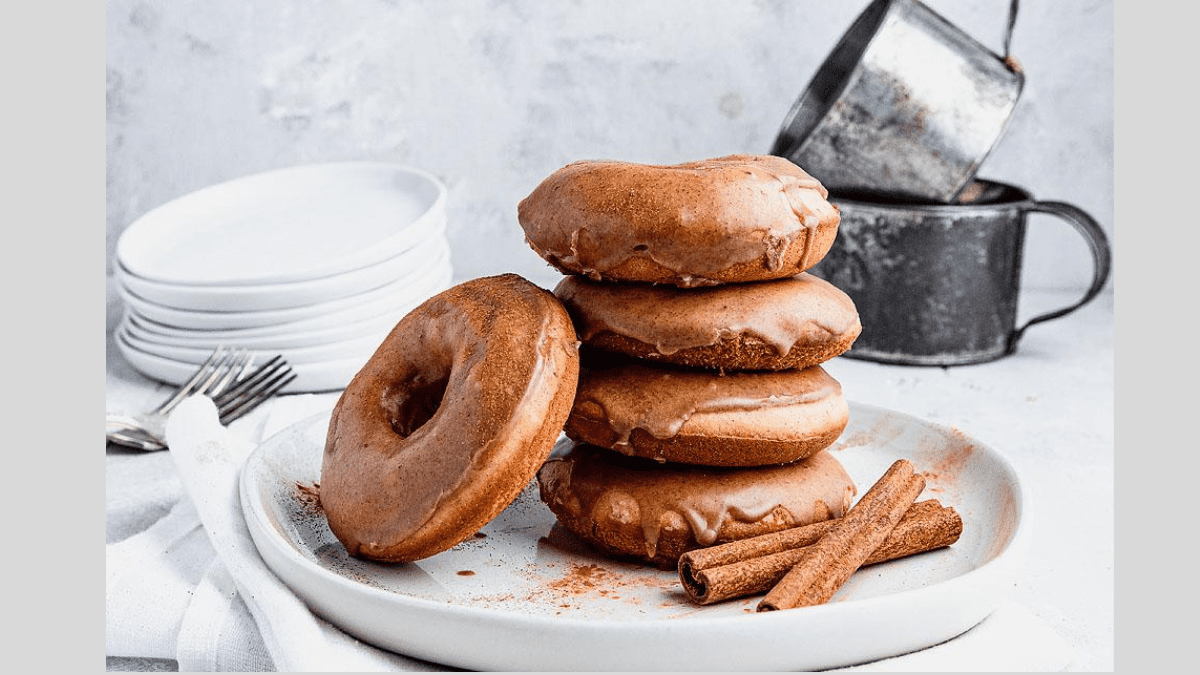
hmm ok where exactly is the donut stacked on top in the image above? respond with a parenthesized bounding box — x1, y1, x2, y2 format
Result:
(518, 155, 863, 567)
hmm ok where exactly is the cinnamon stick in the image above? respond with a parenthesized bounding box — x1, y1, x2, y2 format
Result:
(678, 499, 961, 605)
(757, 458, 925, 611)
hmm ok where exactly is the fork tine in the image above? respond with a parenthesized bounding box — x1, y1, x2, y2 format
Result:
(194, 348, 254, 399)
(216, 358, 290, 408)
(218, 371, 296, 426)
(215, 357, 296, 425)
(215, 355, 285, 402)
(114, 347, 293, 453)
(154, 346, 229, 415)
(217, 370, 296, 426)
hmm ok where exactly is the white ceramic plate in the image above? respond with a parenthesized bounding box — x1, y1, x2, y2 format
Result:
(240, 403, 1029, 671)
(116, 332, 370, 393)
(123, 262, 452, 338)
(123, 307, 402, 351)
(116, 162, 447, 287)
(118, 244, 451, 330)
(117, 319, 387, 366)
(116, 228, 448, 312)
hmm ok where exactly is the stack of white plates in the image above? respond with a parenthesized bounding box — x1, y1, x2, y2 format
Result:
(114, 162, 454, 392)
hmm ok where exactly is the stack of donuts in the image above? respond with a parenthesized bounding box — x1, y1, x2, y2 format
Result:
(518, 155, 865, 567)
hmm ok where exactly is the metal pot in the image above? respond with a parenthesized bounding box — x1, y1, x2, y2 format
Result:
(771, 0, 1024, 204)
(809, 180, 1111, 366)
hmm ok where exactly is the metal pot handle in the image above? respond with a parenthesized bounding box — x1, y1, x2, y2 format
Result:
(1002, 0, 1020, 59)
(1005, 200, 1112, 354)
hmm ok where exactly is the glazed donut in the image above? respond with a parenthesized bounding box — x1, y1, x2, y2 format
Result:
(321, 274, 580, 562)
(564, 355, 850, 467)
(538, 440, 857, 566)
(554, 272, 861, 371)
(518, 155, 840, 287)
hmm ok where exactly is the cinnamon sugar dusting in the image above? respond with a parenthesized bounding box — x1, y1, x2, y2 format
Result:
(467, 559, 680, 614)
(548, 563, 612, 595)
(829, 431, 873, 452)
(917, 428, 978, 495)
(930, 430, 978, 473)
(294, 481, 323, 514)
(538, 561, 676, 607)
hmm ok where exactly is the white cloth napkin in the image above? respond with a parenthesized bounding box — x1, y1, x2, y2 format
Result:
(105, 394, 1077, 672)
(107, 394, 441, 671)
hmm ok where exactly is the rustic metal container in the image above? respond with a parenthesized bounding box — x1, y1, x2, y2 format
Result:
(771, 0, 1024, 203)
(809, 180, 1111, 366)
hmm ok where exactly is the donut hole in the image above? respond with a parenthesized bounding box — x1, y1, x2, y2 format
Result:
(632, 244, 649, 252)
(385, 372, 450, 438)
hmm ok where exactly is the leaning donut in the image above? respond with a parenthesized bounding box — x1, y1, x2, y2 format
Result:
(518, 154, 840, 287)
(554, 272, 861, 371)
(320, 274, 580, 562)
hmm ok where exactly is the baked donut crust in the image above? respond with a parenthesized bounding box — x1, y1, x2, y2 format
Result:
(555, 272, 861, 371)
(518, 155, 840, 287)
(564, 356, 850, 467)
(538, 440, 857, 566)
(320, 274, 580, 562)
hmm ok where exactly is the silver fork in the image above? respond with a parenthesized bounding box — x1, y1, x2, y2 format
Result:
(107, 347, 297, 451)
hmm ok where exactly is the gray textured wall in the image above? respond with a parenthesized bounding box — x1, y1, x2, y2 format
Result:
(106, 0, 1113, 291)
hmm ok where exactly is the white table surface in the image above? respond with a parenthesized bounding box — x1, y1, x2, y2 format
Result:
(105, 275, 1114, 671)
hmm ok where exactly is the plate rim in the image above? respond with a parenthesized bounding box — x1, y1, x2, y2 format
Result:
(123, 306, 401, 349)
(115, 230, 449, 313)
(116, 250, 452, 330)
(120, 263, 451, 339)
(115, 161, 448, 287)
(116, 319, 386, 365)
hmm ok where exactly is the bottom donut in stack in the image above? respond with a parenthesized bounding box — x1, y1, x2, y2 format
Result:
(537, 273, 863, 567)
(538, 439, 857, 566)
